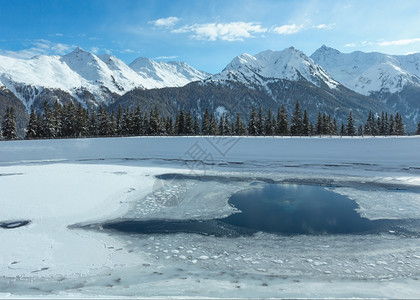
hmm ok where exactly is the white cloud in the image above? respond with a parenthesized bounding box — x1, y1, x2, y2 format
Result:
(344, 43, 357, 47)
(154, 55, 178, 60)
(271, 24, 304, 35)
(172, 22, 267, 41)
(149, 17, 180, 28)
(378, 38, 420, 46)
(0, 40, 74, 59)
(313, 23, 334, 30)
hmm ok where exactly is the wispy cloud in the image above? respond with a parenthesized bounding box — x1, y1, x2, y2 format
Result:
(0, 39, 74, 59)
(378, 38, 420, 46)
(154, 55, 178, 60)
(271, 23, 333, 35)
(149, 17, 180, 28)
(172, 22, 267, 41)
(312, 23, 335, 30)
(271, 24, 304, 35)
(344, 43, 357, 48)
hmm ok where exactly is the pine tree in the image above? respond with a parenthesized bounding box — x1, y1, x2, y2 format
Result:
(256, 107, 264, 135)
(218, 116, 224, 135)
(25, 108, 38, 139)
(346, 111, 356, 136)
(389, 114, 395, 135)
(176, 108, 185, 135)
(264, 108, 273, 136)
(340, 123, 346, 136)
(97, 106, 110, 136)
(332, 118, 338, 136)
(395, 113, 405, 135)
(248, 107, 257, 135)
(302, 110, 310, 136)
(202, 109, 211, 135)
(290, 100, 303, 136)
(184, 110, 193, 135)
(235, 113, 246, 135)
(132, 106, 143, 135)
(149, 106, 160, 135)
(53, 100, 63, 137)
(416, 121, 420, 135)
(210, 113, 218, 135)
(316, 112, 323, 135)
(193, 116, 200, 135)
(88, 110, 97, 136)
(165, 116, 174, 135)
(1, 107, 17, 140)
(358, 125, 364, 136)
(224, 114, 231, 135)
(276, 105, 289, 135)
(42, 102, 56, 138)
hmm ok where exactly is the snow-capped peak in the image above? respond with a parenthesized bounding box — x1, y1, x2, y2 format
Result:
(311, 46, 420, 95)
(0, 47, 209, 109)
(212, 47, 339, 89)
(129, 57, 210, 89)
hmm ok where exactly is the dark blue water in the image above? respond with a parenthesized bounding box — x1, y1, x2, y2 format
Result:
(222, 184, 375, 234)
(103, 183, 418, 237)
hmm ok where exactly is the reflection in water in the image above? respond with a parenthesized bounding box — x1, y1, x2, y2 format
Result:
(103, 183, 418, 237)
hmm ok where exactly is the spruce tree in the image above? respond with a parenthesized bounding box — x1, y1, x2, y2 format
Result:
(256, 107, 264, 135)
(416, 121, 420, 135)
(132, 106, 143, 135)
(248, 107, 257, 135)
(264, 108, 272, 136)
(389, 114, 395, 135)
(177, 108, 185, 135)
(277, 105, 289, 135)
(193, 116, 200, 135)
(1, 107, 17, 140)
(346, 111, 356, 136)
(302, 110, 310, 136)
(209, 113, 218, 135)
(395, 113, 405, 135)
(25, 108, 38, 139)
(290, 100, 303, 136)
(217, 116, 224, 135)
(340, 123, 346, 136)
(184, 110, 193, 135)
(88, 110, 97, 136)
(235, 113, 246, 135)
(332, 118, 338, 136)
(202, 109, 211, 135)
(224, 114, 231, 135)
(42, 102, 56, 138)
(316, 112, 323, 135)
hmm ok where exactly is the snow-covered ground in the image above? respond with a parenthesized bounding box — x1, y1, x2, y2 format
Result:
(1, 136, 420, 298)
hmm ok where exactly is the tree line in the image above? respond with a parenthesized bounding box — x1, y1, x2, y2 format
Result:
(0, 100, 415, 140)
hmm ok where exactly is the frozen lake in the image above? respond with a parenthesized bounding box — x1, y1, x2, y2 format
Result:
(1, 136, 420, 298)
(104, 181, 420, 237)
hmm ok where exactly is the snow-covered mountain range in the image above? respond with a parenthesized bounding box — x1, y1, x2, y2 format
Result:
(1, 45, 420, 134)
(0, 47, 210, 110)
(311, 45, 420, 95)
(209, 47, 339, 89)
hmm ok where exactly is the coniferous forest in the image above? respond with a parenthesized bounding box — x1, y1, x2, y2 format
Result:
(0, 100, 415, 141)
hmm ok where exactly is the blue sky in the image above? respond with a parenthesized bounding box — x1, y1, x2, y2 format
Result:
(1, 0, 419, 73)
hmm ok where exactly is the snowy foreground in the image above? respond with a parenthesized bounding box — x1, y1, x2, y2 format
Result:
(1, 136, 420, 298)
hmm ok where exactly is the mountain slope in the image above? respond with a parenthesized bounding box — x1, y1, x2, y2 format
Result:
(311, 46, 420, 129)
(311, 45, 420, 95)
(129, 57, 210, 89)
(209, 47, 339, 89)
(0, 48, 210, 112)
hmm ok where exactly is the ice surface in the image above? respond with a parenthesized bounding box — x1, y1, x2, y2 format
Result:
(1, 136, 420, 298)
